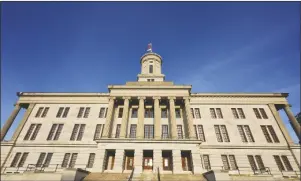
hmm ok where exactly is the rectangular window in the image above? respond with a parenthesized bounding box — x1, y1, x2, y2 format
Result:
(77, 124, 86, 141)
(214, 125, 223, 142)
(77, 107, 85, 118)
(118, 108, 123, 118)
(248, 155, 258, 171)
(145, 108, 154, 118)
(237, 125, 247, 142)
(220, 125, 230, 142)
(35, 107, 44, 118)
(70, 124, 80, 141)
(216, 108, 223, 118)
(210, 108, 217, 119)
(144, 125, 154, 139)
(244, 125, 254, 142)
(255, 155, 265, 170)
(261, 125, 279, 143)
(62, 107, 70, 118)
(24, 124, 41, 141)
(30, 124, 41, 140)
(115, 124, 121, 138)
(195, 108, 201, 118)
(62, 153, 71, 168)
(36, 153, 46, 167)
(232, 108, 239, 119)
(69, 153, 78, 168)
(273, 155, 285, 171)
(267, 125, 279, 143)
(17, 152, 29, 167)
(47, 124, 57, 140)
(36, 153, 53, 167)
(83, 107, 90, 118)
(99, 108, 106, 118)
(129, 124, 137, 138)
(41, 107, 49, 118)
(10, 152, 22, 167)
(214, 125, 229, 142)
(131, 108, 138, 118)
(203, 155, 211, 170)
(259, 108, 268, 119)
(229, 155, 238, 170)
(56, 107, 64, 118)
(177, 125, 183, 139)
(197, 125, 206, 142)
(53, 124, 64, 140)
(221, 155, 230, 170)
(24, 124, 36, 140)
(94, 124, 103, 140)
(261, 125, 272, 143)
(175, 108, 181, 118)
(237, 108, 246, 119)
(191, 108, 195, 118)
(87, 153, 96, 168)
(237, 125, 254, 143)
(44, 153, 53, 167)
(161, 108, 168, 118)
(281, 156, 293, 171)
(253, 108, 262, 119)
(161, 125, 169, 139)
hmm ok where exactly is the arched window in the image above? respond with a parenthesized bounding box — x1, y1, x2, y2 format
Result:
(149, 65, 153, 74)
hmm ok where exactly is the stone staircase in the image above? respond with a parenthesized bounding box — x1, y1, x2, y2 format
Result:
(83, 172, 130, 181)
(159, 174, 207, 181)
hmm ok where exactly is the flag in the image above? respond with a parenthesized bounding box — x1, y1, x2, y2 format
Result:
(147, 43, 152, 52)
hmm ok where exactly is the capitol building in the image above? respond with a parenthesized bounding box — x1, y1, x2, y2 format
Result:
(1, 45, 300, 181)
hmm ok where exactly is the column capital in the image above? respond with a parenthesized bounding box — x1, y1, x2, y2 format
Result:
(138, 96, 146, 100)
(183, 96, 191, 101)
(153, 96, 161, 100)
(168, 96, 176, 100)
(122, 96, 131, 100)
(109, 96, 116, 101)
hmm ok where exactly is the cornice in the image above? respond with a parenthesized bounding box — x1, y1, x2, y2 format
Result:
(190, 93, 289, 98)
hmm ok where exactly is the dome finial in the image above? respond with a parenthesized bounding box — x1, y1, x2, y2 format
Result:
(147, 43, 152, 52)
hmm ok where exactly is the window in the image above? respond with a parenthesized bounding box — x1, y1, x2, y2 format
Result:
(237, 108, 246, 119)
(161, 108, 168, 118)
(24, 124, 42, 141)
(231, 108, 239, 119)
(94, 124, 104, 140)
(203, 155, 211, 170)
(99, 108, 106, 118)
(129, 124, 137, 138)
(35, 107, 50, 118)
(162, 125, 169, 139)
(175, 108, 181, 118)
(273, 155, 293, 171)
(210, 108, 216, 119)
(77, 107, 91, 118)
(115, 124, 121, 138)
(216, 108, 223, 118)
(253, 108, 268, 119)
(144, 125, 154, 139)
(36, 153, 53, 167)
(214, 125, 230, 142)
(118, 108, 123, 118)
(197, 125, 206, 142)
(210, 108, 223, 119)
(190, 108, 195, 118)
(131, 108, 138, 118)
(145, 108, 154, 118)
(47, 124, 64, 141)
(247, 155, 265, 171)
(221, 155, 237, 170)
(70, 124, 86, 141)
(177, 125, 183, 139)
(87, 153, 95, 168)
(61, 153, 78, 168)
(149, 64, 153, 73)
(237, 125, 254, 142)
(231, 108, 246, 119)
(56, 107, 70, 118)
(261, 125, 279, 143)
(17, 152, 29, 167)
(195, 108, 201, 118)
(221, 155, 230, 170)
(10, 153, 22, 167)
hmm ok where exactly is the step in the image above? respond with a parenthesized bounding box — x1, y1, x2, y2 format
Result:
(83, 173, 130, 181)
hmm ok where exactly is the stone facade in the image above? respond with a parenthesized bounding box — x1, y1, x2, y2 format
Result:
(1, 49, 300, 180)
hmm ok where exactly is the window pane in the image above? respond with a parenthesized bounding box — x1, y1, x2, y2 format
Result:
(177, 125, 183, 139)
(273, 155, 285, 171)
(44, 153, 53, 167)
(69, 153, 78, 168)
(195, 108, 201, 118)
(194, 125, 198, 139)
(118, 108, 123, 118)
(255, 155, 265, 170)
(62, 107, 70, 118)
(221, 155, 230, 170)
(87, 153, 95, 168)
(77, 124, 86, 141)
(214, 125, 223, 142)
(56, 107, 64, 118)
(198, 125, 206, 142)
(216, 108, 223, 118)
(232, 108, 239, 119)
(30, 124, 41, 140)
(94, 124, 102, 140)
(248, 155, 258, 171)
(259, 108, 268, 119)
(132, 108, 138, 118)
(18, 152, 29, 167)
(77, 107, 84, 118)
(130, 124, 137, 138)
(149, 65, 153, 73)
(190, 108, 195, 118)
(281, 156, 293, 171)
(54, 124, 64, 140)
(24, 124, 36, 140)
(244, 125, 254, 142)
(220, 125, 230, 142)
(70, 124, 80, 141)
(253, 108, 262, 119)
(161, 108, 167, 118)
(35, 107, 44, 118)
(210, 108, 217, 119)
(36, 153, 46, 167)
(10, 153, 22, 167)
(229, 155, 238, 170)
(99, 108, 106, 118)
(47, 124, 57, 141)
(84, 107, 90, 118)
(261, 125, 272, 143)
(41, 107, 49, 118)
(115, 124, 121, 138)
(175, 109, 181, 118)
(237, 125, 247, 142)
(267, 125, 279, 143)
(237, 108, 245, 119)
(203, 155, 211, 170)
(162, 125, 169, 139)
(62, 153, 71, 168)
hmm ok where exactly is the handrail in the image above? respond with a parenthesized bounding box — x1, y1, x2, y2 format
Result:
(128, 167, 135, 181)
(157, 167, 161, 181)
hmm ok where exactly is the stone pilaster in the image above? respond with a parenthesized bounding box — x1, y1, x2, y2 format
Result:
(11, 103, 36, 141)
(120, 97, 130, 138)
(283, 104, 301, 141)
(92, 148, 106, 172)
(184, 97, 196, 139)
(134, 149, 143, 174)
(102, 97, 116, 138)
(113, 149, 125, 172)
(153, 149, 162, 172)
(137, 97, 146, 139)
(191, 149, 202, 174)
(172, 149, 182, 174)
(268, 104, 294, 145)
(154, 97, 161, 140)
(1, 104, 22, 141)
(169, 97, 177, 139)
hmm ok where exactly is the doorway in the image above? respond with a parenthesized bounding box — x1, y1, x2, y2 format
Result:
(181, 150, 192, 171)
(162, 150, 173, 171)
(124, 150, 134, 170)
(104, 150, 115, 170)
(143, 150, 153, 171)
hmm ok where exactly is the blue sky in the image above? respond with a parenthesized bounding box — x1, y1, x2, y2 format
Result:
(1, 2, 300, 142)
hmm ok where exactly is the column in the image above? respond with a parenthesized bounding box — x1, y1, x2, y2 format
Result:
(134, 149, 143, 174)
(11, 103, 36, 141)
(268, 104, 294, 145)
(120, 97, 130, 138)
(137, 97, 145, 139)
(154, 97, 161, 140)
(283, 104, 301, 141)
(1, 104, 22, 141)
(191, 149, 202, 174)
(172, 150, 182, 174)
(184, 97, 196, 139)
(169, 97, 177, 139)
(113, 149, 125, 172)
(102, 97, 115, 138)
(153, 149, 162, 173)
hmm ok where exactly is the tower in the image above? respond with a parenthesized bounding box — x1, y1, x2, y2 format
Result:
(137, 43, 165, 82)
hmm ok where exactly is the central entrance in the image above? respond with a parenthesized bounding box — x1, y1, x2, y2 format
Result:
(143, 150, 153, 171)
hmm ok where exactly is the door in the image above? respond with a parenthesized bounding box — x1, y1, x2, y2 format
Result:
(126, 157, 134, 170)
(182, 157, 187, 171)
(163, 157, 171, 170)
(143, 157, 153, 170)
